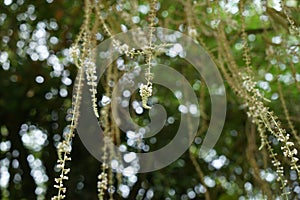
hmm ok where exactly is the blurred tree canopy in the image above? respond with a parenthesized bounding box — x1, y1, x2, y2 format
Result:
(0, 0, 300, 200)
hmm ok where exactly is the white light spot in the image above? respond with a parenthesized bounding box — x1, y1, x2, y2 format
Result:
(161, 10, 168, 18)
(122, 166, 135, 177)
(21, 129, 47, 152)
(50, 36, 59, 45)
(49, 21, 58, 30)
(132, 16, 140, 23)
(35, 76, 44, 84)
(248, 34, 256, 41)
(271, 93, 278, 100)
(204, 176, 215, 188)
(2, 62, 10, 70)
(189, 104, 198, 115)
(35, 29, 46, 38)
(30, 53, 39, 61)
(265, 172, 275, 182)
(265, 73, 273, 81)
(146, 189, 154, 198)
(101, 95, 111, 106)
(129, 175, 137, 183)
(204, 149, 216, 162)
(0, 166, 10, 187)
(173, 43, 183, 53)
(116, 58, 125, 70)
(111, 160, 119, 169)
(187, 190, 196, 199)
(138, 5, 149, 14)
(121, 24, 127, 32)
(272, 36, 282, 44)
(132, 100, 140, 109)
(62, 77, 72, 86)
(167, 117, 175, 124)
(258, 81, 270, 91)
(121, 100, 129, 107)
(119, 184, 130, 198)
(211, 155, 227, 170)
(167, 49, 177, 57)
(59, 88, 68, 97)
(119, 144, 127, 152)
(124, 152, 136, 163)
(126, 131, 136, 139)
(178, 105, 188, 113)
(244, 182, 252, 191)
(294, 186, 300, 194)
(174, 90, 182, 99)
(0, 141, 11, 152)
(135, 107, 143, 114)
(0, 52, 8, 63)
(4, 0, 12, 6)
(123, 90, 131, 97)
(230, 6, 239, 14)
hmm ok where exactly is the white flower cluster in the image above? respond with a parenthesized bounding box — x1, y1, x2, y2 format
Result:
(139, 83, 152, 109)
(83, 58, 99, 118)
(97, 164, 108, 200)
(69, 45, 80, 65)
(52, 140, 73, 200)
(84, 58, 97, 87)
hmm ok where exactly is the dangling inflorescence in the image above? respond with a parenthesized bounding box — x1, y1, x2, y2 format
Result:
(53, 0, 164, 199)
(51, 0, 300, 199)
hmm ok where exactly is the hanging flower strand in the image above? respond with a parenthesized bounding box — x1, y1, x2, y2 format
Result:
(51, 0, 93, 198)
(139, 0, 158, 109)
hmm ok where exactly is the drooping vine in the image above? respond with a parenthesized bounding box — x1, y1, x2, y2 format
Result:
(50, 0, 300, 199)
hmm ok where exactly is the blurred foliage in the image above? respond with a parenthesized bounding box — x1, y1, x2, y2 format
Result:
(0, 0, 300, 200)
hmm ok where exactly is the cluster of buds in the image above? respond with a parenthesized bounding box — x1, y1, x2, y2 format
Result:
(97, 163, 109, 200)
(83, 58, 99, 118)
(139, 83, 152, 109)
(52, 141, 72, 200)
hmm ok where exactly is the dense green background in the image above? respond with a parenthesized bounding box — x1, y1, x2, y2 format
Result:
(0, 0, 300, 199)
